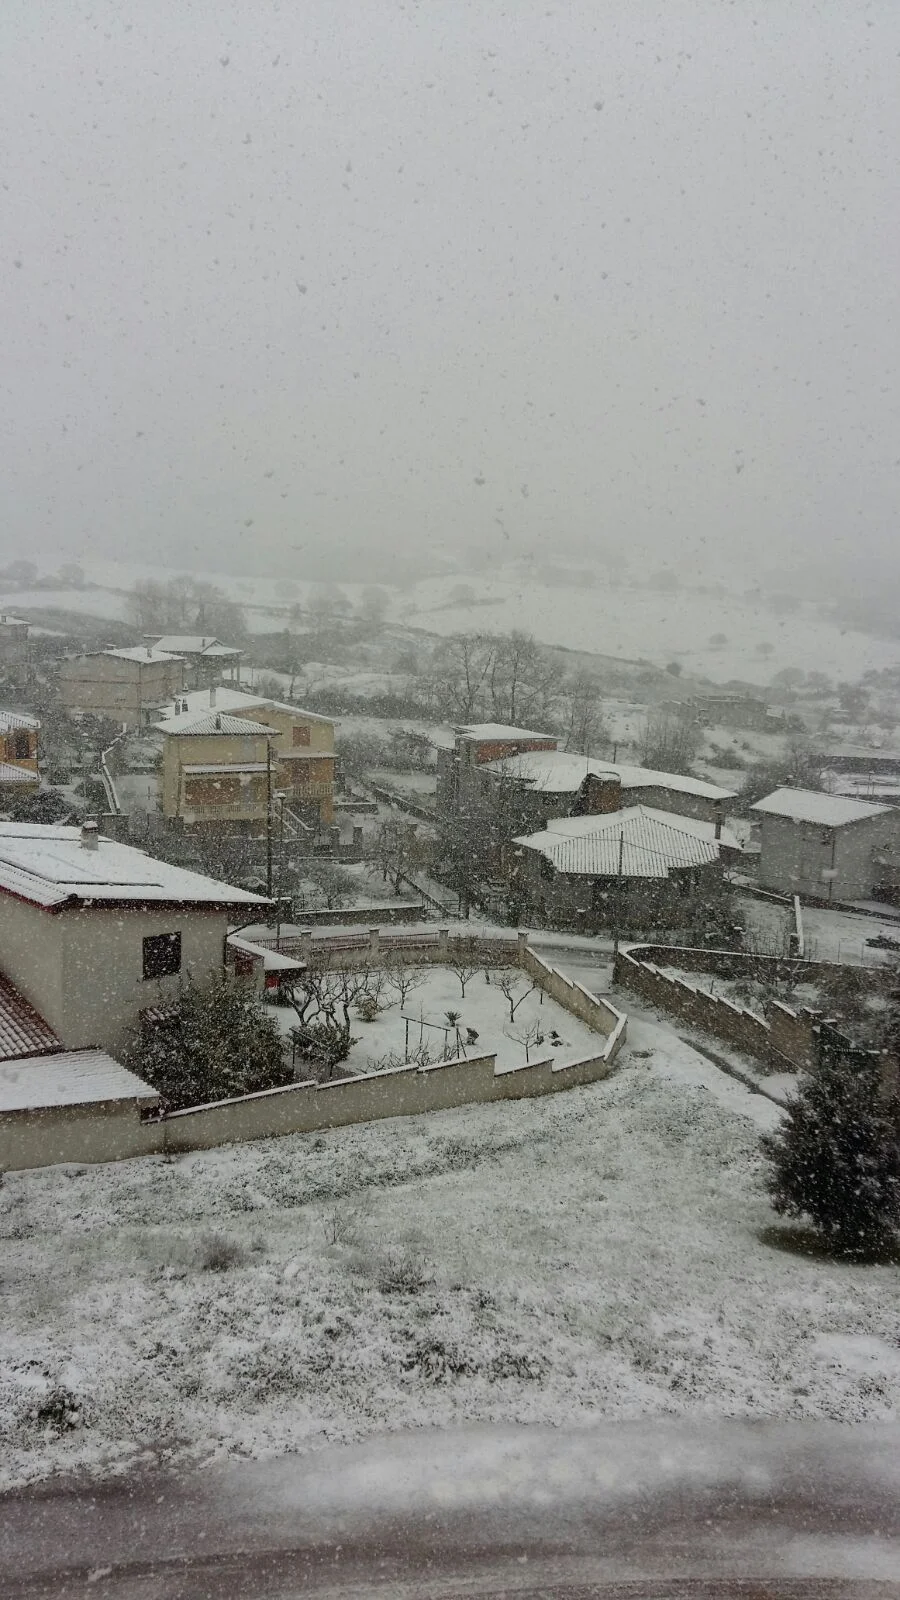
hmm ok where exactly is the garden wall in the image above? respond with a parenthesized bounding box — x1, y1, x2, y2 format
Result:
(614, 943, 824, 1072)
(8, 938, 627, 1169)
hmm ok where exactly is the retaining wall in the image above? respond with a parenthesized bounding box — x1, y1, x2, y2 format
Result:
(614, 943, 824, 1072)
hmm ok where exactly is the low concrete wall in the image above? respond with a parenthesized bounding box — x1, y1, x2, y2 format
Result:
(0, 1101, 163, 1172)
(614, 944, 822, 1073)
(523, 946, 627, 1057)
(162, 1042, 617, 1156)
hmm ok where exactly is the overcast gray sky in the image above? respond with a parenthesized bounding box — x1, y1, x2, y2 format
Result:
(2, 0, 899, 585)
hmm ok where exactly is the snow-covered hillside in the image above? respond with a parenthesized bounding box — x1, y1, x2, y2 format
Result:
(6, 559, 897, 685)
(2, 1028, 899, 1490)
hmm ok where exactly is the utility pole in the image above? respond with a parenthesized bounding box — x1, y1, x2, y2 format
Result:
(265, 741, 274, 900)
(608, 832, 624, 953)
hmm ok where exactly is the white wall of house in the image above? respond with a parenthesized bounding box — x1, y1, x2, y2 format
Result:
(0, 897, 230, 1057)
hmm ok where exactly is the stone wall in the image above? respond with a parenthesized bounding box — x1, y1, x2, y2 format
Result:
(614, 943, 825, 1072)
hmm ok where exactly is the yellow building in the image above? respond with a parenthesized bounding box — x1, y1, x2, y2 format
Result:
(155, 711, 277, 826)
(155, 688, 336, 828)
(0, 710, 40, 797)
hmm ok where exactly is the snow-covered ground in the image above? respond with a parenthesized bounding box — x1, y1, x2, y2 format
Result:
(3, 1018, 899, 1494)
(8, 558, 899, 684)
(275, 965, 603, 1076)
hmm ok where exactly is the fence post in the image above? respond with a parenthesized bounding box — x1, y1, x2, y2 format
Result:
(438, 926, 450, 959)
(368, 926, 381, 961)
(517, 928, 528, 966)
(299, 928, 312, 962)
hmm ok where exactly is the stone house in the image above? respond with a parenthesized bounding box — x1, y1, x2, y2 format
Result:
(511, 807, 731, 932)
(0, 710, 40, 798)
(58, 646, 185, 727)
(752, 787, 900, 903)
(145, 635, 244, 689)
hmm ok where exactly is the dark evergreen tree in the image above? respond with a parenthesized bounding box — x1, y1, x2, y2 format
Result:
(128, 981, 292, 1111)
(761, 1052, 900, 1256)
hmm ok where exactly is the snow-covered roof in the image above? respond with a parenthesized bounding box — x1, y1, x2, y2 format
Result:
(0, 1049, 159, 1111)
(0, 824, 270, 910)
(0, 972, 61, 1060)
(515, 806, 724, 878)
(151, 635, 242, 656)
(520, 808, 741, 853)
(484, 750, 737, 801)
(751, 788, 894, 827)
(102, 646, 184, 665)
(156, 688, 333, 724)
(227, 934, 306, 973)
(0, 762, 39, 785)
(456, 722, 557, 743)
(0, 614, 28, 627)
(0, 710, 40, 733)
(153, 711, 274, 736)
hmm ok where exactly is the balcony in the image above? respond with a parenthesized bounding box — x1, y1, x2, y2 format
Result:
(179, 801, 269, 822)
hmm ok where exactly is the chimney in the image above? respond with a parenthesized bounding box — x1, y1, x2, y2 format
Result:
(81, 820, 99, 851)
(714, 804, 723, 841)
(209, 686, 217, 708)
(582, 773, 621, 815)
(215, 713, 221, 730)
(146, 644, 152, 658)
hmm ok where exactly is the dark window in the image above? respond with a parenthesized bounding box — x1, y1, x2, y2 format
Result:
(13, 731, 30, 759)
(142, 932, 181, 980)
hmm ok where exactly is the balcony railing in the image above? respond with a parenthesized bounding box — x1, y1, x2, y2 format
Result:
(180, 801, 268, 821)
(286, 781, 334, 800)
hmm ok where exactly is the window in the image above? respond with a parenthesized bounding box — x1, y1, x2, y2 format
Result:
(142, 932, 181, 980)
(12, 731, 30, 759)
(292, 723, 311, 746)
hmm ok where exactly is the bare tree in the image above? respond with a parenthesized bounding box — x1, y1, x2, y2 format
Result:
(506, 1019, 545, 1062)
(385, 954, 427, 1009)
(445, 938, 481, 997)
(496, 971, 537, 1023)
(559, 670, 606, 756)
(638, 711, 699, 775)
(289, 963, 377, 1076)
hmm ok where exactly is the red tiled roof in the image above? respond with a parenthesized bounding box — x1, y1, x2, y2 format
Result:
(0, 972, 61, 1061)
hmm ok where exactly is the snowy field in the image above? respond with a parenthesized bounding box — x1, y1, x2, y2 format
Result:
(2, 1018, 899, 1493)
(8, 558, 899, 684)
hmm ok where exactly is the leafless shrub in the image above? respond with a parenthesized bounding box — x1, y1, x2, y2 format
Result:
(196, 1232, 247, 1272)
(376, 1245, 431, 1295)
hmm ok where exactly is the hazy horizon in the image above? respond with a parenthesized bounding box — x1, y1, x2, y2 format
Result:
(2, 0, 899, 591)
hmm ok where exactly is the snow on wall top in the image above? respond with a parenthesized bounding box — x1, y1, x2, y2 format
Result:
(0, 824, 270, 909)
(751, 788, 894, 827)
(0, 1049, 159, 1111)
(485, 749, 737, 801)
(455, 723, 557, 743)
(516, 805, 723, 878)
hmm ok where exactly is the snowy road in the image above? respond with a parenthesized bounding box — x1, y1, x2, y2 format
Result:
(2, 1421, 899, 1596)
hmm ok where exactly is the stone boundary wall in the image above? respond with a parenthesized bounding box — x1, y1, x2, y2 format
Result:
(614, 943, 831, 1072)
(5, 938, 627, 1170)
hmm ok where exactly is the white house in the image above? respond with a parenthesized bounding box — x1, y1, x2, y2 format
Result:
(0, 821, 271, 1058)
